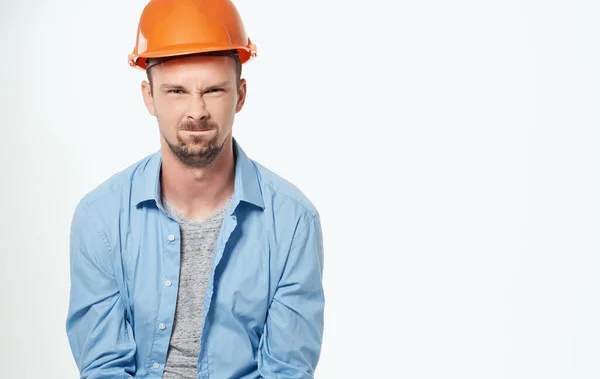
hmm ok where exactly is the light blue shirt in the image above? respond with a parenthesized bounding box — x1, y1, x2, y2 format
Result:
(66, 139, 325, 379)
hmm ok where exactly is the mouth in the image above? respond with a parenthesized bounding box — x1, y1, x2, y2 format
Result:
(180, 129, 214, 133)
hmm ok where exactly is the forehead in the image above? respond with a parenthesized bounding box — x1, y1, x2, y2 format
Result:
(151, 55, 236, 84)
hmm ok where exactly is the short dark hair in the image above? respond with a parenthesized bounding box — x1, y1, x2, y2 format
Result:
(146, 49, 242, 94)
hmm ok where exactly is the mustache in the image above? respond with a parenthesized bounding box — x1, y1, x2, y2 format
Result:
(178, 120, 217, 131)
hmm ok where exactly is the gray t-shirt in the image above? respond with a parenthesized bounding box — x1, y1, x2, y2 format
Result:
(161, 197, 230, 379)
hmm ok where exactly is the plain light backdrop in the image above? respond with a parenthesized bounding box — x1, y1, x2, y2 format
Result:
(1, 0, 599, 378)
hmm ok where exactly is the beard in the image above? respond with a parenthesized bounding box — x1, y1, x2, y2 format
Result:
(164, 119, 226, 168)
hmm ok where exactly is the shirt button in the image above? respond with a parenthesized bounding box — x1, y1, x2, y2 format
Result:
(152, 362, 160, 369)
(159, 323, 166, 330)
(164, 280, 172, 287)
(167, 234, 175, 241)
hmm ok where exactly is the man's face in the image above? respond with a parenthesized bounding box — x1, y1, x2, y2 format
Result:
(141, 55, 246, 168)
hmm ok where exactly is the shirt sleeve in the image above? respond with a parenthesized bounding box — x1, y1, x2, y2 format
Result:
(258, 212, 325, 379)
(65, 201, 136, 378)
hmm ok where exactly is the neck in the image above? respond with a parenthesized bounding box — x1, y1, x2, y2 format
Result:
(159, 136, 235, 221)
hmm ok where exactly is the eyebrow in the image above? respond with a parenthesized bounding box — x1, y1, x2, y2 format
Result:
(159, 81, 232, 92)
(204, 81, 232, 90)
(160, 84, 186, 91)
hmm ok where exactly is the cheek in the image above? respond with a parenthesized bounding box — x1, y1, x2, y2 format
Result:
(155, 99, 186, 126)
(207, 96, 237, 121)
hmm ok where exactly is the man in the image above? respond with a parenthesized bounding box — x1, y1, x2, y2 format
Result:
(65, 0, 325, 378)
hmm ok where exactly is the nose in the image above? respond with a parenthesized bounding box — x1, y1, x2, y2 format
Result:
(185, 94, 209, 121)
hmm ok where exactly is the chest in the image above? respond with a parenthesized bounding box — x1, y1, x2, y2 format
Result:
(121, 207, 280, 333)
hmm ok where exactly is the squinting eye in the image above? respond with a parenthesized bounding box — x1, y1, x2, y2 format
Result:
(207, 88, 223, 93)
(169, 89, 184, 94)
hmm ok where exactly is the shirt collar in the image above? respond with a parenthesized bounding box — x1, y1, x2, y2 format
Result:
(132, 138, 265, 212)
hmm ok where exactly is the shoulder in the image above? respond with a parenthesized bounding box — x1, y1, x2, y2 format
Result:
(73, 151, 157, 218)
(252, 160, 319, 220)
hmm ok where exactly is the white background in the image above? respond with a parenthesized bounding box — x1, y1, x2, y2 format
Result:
(0, 0, 598, 378)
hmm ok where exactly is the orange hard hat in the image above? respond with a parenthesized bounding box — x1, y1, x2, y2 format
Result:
(128, 0, 257, 70)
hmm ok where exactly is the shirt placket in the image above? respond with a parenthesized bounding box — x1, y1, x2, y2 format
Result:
(148, 211, 181, 375)
(197, 210, 238, 377)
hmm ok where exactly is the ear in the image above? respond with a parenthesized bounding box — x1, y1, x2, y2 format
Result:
(141, 80, 156, 116)
(235, 78, 247, 113)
